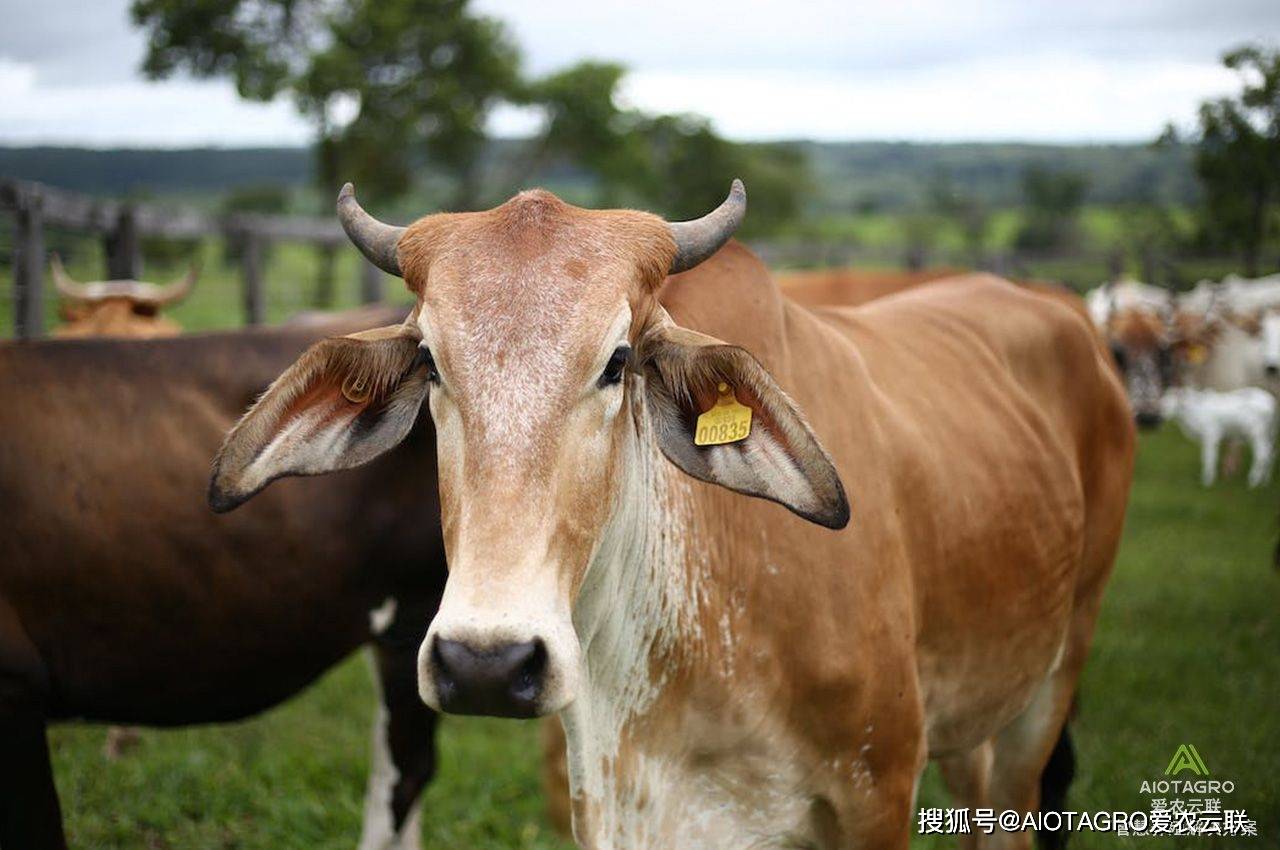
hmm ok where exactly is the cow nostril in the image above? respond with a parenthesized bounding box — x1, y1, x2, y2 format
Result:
(1267, 364, 1279, 377)
(510, 639, 547, 703)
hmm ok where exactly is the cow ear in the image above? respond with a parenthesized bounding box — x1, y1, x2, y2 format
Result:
(209, 323, 431, 512)
(639, 320, 849, 529)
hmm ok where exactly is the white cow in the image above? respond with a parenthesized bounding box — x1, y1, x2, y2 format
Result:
(1219, 273, 1280, 314)
(1085, 279, 1171, 328)
(1161, 387, 1277, 488)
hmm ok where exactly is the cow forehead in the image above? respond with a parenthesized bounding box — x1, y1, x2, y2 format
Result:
(405, 190, 672, 345)
(406, 192, 669, 454)
(1112, 309, 1166, 348)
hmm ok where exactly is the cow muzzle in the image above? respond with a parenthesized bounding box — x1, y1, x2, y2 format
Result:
(428, 636, 547, 718)
(417, 594, 580, 718)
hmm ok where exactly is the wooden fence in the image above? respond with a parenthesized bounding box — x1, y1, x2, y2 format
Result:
(0, 179, 384, 339)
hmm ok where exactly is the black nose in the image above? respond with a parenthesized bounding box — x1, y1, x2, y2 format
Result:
(431, 637, 546, 718)
(1267, 364, 1279, 377)
(1135, 410, 1162, 430)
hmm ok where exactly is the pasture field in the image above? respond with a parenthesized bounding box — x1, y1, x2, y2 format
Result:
(46, 426, 1279, 849)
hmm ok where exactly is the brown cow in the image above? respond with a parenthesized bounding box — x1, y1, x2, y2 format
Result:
(776, 266, 963, 307)
(0, 310, 444, 850)
(212, 183, 1133, 849)
(50, 253, 197, 338)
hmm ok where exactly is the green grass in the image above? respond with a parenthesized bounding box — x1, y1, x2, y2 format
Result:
(47, 427, 1279, 848)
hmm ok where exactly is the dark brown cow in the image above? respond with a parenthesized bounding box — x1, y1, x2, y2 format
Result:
(0, 310, 444, 850)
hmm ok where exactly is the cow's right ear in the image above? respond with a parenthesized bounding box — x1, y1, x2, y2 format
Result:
(209, 323, 431, 512)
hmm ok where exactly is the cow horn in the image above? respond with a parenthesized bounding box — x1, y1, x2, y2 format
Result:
(337, 183, 404, 277)
(50, 254, 92, 302)
(153, 262, 200, 306)
(668, 179, 747, 274)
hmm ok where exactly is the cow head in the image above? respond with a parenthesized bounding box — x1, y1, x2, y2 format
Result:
(210, 182, 847, 719)
(51, 254, 197, 338)
(1105, 306, 1174, 429)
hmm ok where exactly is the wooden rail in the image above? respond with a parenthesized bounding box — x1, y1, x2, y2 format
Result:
(0, 179, 382, 338)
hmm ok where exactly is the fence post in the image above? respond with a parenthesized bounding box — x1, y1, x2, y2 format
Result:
(360, 260, 382, 304)
(13, 185, 46, 339)
(242, 232, 265, 326)
(105, 205, 142, 280)
(314, 245, 337, 309)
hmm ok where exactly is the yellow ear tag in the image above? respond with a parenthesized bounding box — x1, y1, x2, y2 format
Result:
(1187, 344, 1208, 365)
(341, 373, 372, 404)
(695, 382, 753, 446)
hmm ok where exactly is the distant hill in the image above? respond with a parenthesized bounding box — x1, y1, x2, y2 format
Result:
(0, 146, 313, 199)
(0, 141, 1197, 211)
(800, 141, 1197, 212)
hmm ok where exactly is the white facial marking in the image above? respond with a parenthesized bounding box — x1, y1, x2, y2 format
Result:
(369, 596, 398, 636)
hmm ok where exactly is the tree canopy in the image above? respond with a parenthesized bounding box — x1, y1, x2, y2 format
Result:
(130, 0, 806, 228)
(1166, 44, 1280, 275)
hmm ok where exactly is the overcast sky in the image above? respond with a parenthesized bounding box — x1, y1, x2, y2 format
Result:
(0, 0, 1276, 146)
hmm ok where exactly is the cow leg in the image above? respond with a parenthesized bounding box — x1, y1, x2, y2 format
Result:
(1247, 430, 1272, 488)
(936, 742, 992, 850)
(1201, 433, 1220, 487)
(0, 713, 66, 850)
(0, 604, 66, 850)
(358, 612, 439, 850)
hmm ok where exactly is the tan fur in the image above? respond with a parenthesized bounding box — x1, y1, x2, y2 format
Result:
(54, 298, 184, 338)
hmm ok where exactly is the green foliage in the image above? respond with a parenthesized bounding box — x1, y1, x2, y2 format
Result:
(511, 62, 809, 234)
(1170, 44, 1280, 275)
(1014, 165, 1089, 252)
(926, 171, 990, 263)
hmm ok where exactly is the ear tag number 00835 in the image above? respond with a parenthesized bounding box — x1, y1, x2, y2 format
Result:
(695, 383, 752, 446)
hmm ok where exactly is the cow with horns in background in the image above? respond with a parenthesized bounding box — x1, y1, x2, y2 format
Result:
(50, 253, 198, 338)
(1085, 280, 1176, 428)
(213, 180, 1134, 849)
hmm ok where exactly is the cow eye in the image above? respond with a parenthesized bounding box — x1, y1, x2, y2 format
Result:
(415, 345, 440, 384)
(599, 345, 631, 388)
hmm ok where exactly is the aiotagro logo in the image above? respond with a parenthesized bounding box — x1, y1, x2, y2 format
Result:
(1144, 744, 1230, 794)
(1133, 744, 1257, 837)
(1165, 744, 1209, 777)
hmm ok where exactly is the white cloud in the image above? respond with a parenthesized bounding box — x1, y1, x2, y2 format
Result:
(0, 60, 311, 147)
(614, 55, 1239, 142)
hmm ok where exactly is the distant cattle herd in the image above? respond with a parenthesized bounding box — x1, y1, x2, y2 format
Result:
(1087, 273, 1280, 488)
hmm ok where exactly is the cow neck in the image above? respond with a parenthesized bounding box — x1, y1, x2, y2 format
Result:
(565, 374, 705, 825)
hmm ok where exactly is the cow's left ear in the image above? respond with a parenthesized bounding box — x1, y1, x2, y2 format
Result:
(639, 319, 850, 529)
(209, 323, 431, 512)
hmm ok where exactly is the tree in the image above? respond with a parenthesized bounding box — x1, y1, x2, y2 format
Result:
(131, 3, 808, 231)
(132, 0, 520, 209)
(1166, 44, 1280, 275)
(1014, 166, 1088, 253)
(512, 62, 808, 235)
(927, 171, 990, 265)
